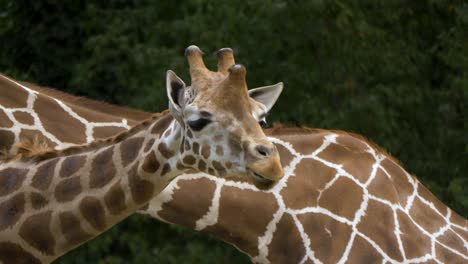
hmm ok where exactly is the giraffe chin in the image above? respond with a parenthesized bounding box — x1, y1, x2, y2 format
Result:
(248, 171, 276, 190)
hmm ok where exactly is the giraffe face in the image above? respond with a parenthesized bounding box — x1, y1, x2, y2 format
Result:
(166, 46, 284, 189)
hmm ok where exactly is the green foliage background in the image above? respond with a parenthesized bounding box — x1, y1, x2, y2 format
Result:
(0, 0, 466, 263)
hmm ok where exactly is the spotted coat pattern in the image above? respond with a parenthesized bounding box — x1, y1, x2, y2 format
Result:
(1, 76, 466, 263)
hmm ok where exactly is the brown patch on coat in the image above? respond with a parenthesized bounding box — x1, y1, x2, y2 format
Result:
(342, 151, 374, 183)
(0, 167, 28, 196)
(336, 134, 370, 152)
(451, 215, 468, 235)
(0, 75, 29, 108)
(316, 140, 374, 183)
(211, 160, 225, 171)
(31, 159, 58, 190)
(59, 211, 92, 246)
(79, 196, 106, 231)
(13, 112, 34, 125)
(90, 147, 116, 188)
(198, 160, 207, 171)
(120, 137, 144, 167)
(367, 168, 400, 204)
(298, 212, 353, 263)
(176, 162, 185, 170)
(281, 159, 336, 209)
(0, 193, 25, 230)
(318, 176, 363, 220)
(0, 108, 13, 128)
(182, 155, 196, 165)
(0, 130, 15, 151)
(128, 164, 154, 204)
(19, 211, 55, 255)
(192, 142, 200, 154)
(357, 200, 403, 261)
(203, 186, 279, 257)
(397, 209, 432, 259)
(416, 182, 449, 216)
(158, 143, 174, 159)
(142, 152, 160, 173)
(227, 137, 242, 154)
(34, 96, 86, 144)
(104, 180, 126, 215)
(60, 155, 86, 178)
(201, 145, 210, 159)
(380, 158, 414, 207)
(408, 197, 446, 234)
(268, 214, 305, 263)
(67, 103, 124, 123)
(274, 143, 295, 167)
(93, 126, 127, 139)
(437, 229, 467, 254)
(186, 129, 193, 138)
(0, 242, 41, 264)
(160, 163, 171, 177)
(347, 235, 383, 263)
(55, 177, 82, 202)
(208, 168, 215, 175)
(144, 138, 155, 152)
(158, 178, 216, 230)
(179, 139, 185, 153)
(30, 192, 48, 210)
(435, 241, 466, 263)
(151, 113, 173, 135)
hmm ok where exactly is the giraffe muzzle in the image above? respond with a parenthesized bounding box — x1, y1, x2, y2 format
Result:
(246, 154, 284, 189)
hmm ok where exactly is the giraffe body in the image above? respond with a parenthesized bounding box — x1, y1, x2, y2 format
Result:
(1, 63, 467, 263)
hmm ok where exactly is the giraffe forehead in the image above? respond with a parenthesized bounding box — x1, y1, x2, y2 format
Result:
(190, 78, 252, 116)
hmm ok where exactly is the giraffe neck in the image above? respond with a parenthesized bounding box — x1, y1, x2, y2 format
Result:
(0, 113, 184, 263)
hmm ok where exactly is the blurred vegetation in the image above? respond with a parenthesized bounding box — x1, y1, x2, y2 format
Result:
(0, 0, 467, 263)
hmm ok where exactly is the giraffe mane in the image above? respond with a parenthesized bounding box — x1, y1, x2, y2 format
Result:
(15, 135, 52, 157)
(2, 110, 171, 162)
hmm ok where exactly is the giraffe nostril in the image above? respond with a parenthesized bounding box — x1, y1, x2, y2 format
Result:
(255, 145, 270, 157)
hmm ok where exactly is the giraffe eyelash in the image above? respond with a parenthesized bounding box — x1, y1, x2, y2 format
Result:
(187, 118, 211, 131)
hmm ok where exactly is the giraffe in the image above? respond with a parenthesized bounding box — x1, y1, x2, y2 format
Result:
(1, 57, 467, 263)
(0, 45, 285, 263)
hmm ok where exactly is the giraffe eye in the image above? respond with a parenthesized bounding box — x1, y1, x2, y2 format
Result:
(259, 119, 268, 128)
(187, 118, 211, 131)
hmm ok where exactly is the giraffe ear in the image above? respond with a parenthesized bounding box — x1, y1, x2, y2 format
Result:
(248, 82, 283, 112)
(166, 70, 187, 115)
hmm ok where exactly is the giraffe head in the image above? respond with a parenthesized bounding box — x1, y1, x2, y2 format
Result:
(166, 45, 284, 189)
